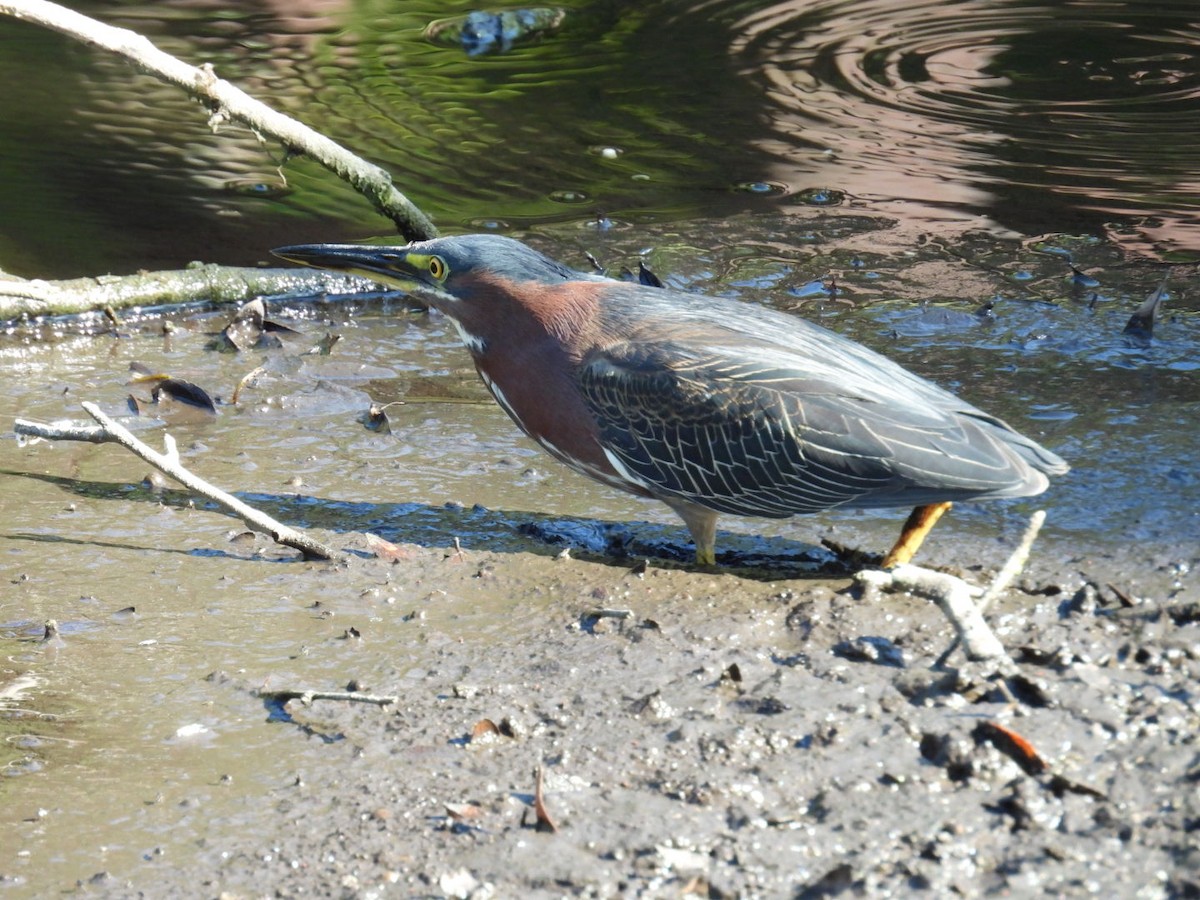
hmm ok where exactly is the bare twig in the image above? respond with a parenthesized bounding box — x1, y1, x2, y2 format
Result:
(257, 689, 398, 706)
(13, 402, 338, 560)
(857, 564, 1012, 666)
(932, 510, 1046, 668)
(977, 510, 1046, 612)
(859, 511, 1047, 668)
(0, 0, 437, 241)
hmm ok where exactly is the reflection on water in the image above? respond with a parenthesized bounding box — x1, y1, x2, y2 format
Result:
(2, 0, 1200, 277)
(734, 0, 1200, 255)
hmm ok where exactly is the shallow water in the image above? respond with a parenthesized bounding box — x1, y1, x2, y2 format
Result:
(3, 0, 1200, 278)
(1, 0, 1199, 893)
(2, 213, 1198, 893)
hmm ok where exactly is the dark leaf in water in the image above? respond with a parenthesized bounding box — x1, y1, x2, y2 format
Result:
(361, 403, 393, 434)
(637, 261, 664, 288)
(128, 394, 154, 417)
(152, 378, 217, 413)
(261, 319, 303, 337)
(1122, 276, 1168, 344)
(306, 332, 342, 356)
(1069, 265, 1100, 288)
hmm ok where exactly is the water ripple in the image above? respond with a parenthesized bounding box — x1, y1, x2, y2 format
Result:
(731, 0, 1200, 253)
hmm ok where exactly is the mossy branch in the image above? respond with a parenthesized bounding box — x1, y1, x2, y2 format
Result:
(0, 265, 382, 320)
(0, 0, 438, 241)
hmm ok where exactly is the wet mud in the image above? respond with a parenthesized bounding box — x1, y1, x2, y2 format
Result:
(1, 216, 1198, 897)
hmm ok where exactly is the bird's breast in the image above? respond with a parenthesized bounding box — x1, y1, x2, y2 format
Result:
(472, 346, 648, 497)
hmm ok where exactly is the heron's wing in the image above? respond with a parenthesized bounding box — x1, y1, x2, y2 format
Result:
(578, 336, 1041, 517)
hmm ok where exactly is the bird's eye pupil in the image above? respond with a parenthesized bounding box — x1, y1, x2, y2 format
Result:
(429, 256, 446, 280)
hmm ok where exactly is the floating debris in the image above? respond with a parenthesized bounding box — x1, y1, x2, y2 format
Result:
(223, 177, 292, 199)
(425, 8, 566, 56)
(637, 261, 663, 288)
(1122, 275, 1168, 345)
(1068, 264, 1100, 288)
(127, 362, 217, 422)
(213, 297, 301, 352)
(361, 402, 394, 434)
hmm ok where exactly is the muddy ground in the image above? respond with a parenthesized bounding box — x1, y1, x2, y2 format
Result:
(8, 525, 1198, 899)
(1, 217, 1197, 897)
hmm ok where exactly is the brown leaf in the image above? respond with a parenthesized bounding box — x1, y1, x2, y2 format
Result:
(364, 533, 413, 562)
(533, 765, 558, 833)
(230, 365, 266, 405)
(444, 802, 484, 821)
(973, 720, 1048, 776)
(471, 718, 501, 740)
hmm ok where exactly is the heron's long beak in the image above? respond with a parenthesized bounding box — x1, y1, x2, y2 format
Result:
(273, 243, 429, 292)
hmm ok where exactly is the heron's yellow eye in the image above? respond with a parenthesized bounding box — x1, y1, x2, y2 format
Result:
(428, 255, 447, 281)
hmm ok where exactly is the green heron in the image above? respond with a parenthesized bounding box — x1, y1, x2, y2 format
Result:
(274, 235, 1068, 566)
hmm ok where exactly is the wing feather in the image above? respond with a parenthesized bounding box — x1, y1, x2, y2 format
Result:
(579, 331, 1053, 518)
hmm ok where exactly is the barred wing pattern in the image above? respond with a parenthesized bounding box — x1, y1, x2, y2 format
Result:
(580, 338, 1052, 519)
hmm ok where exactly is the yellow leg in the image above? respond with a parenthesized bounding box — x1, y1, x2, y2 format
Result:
(665, 500, 719, 566)
(881, 502, 952, 568)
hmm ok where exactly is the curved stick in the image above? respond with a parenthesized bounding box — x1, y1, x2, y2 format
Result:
(14, 402, 338, 560)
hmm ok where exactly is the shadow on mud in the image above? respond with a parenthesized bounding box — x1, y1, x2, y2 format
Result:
(1, 468, 845, 578)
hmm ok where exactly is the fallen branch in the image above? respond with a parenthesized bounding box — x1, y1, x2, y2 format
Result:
(0, 0, 437, 242)
(859, 563, 1013, 666)
(857, 511, 1047, 667)
(931, 510, 1046, 668)
(0, 265, 382, 321)
(13, 401, 338, 560)
(257, 689, 398, 707)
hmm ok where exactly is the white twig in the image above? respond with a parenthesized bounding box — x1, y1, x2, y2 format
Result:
(858, 564, 1012, 665)
(13, 402, 338, 560)
(258, 689, 398, 706)
(861, 511, 1048, 667)
(931, 510, 1046, 668)
(0, 0, 436, 241)
(977, 510, 1046, 612)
